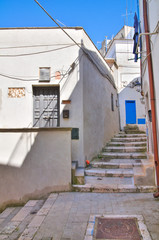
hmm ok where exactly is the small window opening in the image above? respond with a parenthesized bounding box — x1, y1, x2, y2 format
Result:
(111, 93, 114, 111)
(39, 67, 50, 82)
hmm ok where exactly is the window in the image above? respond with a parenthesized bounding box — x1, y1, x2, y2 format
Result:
(39, 67, 50, 82)
(111, 93, 114, 111)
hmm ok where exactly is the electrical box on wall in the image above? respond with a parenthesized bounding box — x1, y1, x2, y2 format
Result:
(71, 128, 79, 140)
(63, 110, 69, 119)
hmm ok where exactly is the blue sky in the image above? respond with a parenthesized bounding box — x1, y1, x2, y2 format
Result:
(0, 0, 137, 48)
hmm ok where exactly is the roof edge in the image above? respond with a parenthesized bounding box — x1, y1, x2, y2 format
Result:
(0, 26, 84, 30)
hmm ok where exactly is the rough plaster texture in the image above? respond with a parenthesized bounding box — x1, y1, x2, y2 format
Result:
(83, 54, 119, 162)
(0, 129, 72, 208)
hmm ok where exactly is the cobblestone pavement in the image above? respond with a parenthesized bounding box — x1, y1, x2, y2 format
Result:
(0, 192, 159, 240)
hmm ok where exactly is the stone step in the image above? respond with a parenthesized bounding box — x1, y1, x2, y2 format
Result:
(85, 168, 134, 177)
(72, 177, 156, 193)
(108, 141, 147, 147)
(74, 167, 85, 185)
(72, 185, 156, 193)
(93, 158, 145, 163)
(103, 146, 146, 153)
(0, 207, 22, 230)
(115, 134, 146, 138)
(125, 130, 146, 134)
(0, 200, 44, 237)
(111, 137, 147, 142)
(100, 152, 147, 159)
(91, 160, 142, 169)
(18, 193, 58, 240)
(85, 176, 134, 186)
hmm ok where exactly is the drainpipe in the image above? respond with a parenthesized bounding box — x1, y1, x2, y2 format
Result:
(143, 0, 159, 197)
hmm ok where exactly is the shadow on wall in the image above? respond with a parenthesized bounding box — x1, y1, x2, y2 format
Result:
(0, 129, 72, 208)
(0, 132, 37, 167)
(120, 77, 141, 95)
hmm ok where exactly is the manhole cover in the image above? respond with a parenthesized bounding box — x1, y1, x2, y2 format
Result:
(94, 217, 142, 240)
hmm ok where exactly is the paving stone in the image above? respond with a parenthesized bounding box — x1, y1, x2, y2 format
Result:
(0, 219, 4, 225)
(0, 235, 9, 240)
(28, 215, 45, 228)
(0, 208, 15, 219)
(1, 221, 20, 234)
(25, 200, 39, 207)
(18, 227, 38, 240)
(11, 207, 33, 222)
(1, 192, 158, 239)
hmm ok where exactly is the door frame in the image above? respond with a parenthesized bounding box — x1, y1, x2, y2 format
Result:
(32, 85, 60, 128)
(125, 100, 136, 124)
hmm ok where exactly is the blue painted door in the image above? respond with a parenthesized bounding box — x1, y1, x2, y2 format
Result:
(125, 100, 136, 124)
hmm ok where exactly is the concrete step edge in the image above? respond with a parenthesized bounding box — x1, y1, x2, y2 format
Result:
(91, 162, 142, 168)
(72, 184, 156, 193)
(115, 134, 146, 138)
(103, 147, 147, 153)
(104, 146, 145, 149)
(108, 142, 147, 146)
(100, 153, 147, 159)
(112, 138, 147, 142)
(85, 169, 134, 177)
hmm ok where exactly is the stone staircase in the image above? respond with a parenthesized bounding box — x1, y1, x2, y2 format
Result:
(72, 129, 156, 193)
(0, 194, 58, 240)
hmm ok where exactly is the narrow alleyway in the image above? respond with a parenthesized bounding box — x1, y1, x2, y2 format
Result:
(0, 192, 159, 240)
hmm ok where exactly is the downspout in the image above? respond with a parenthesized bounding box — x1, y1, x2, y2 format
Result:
(136, 0, 143, 94)
(143, 0, 159, 196)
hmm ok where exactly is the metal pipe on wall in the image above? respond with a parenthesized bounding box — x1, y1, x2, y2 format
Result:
(143, 0, 159, 197)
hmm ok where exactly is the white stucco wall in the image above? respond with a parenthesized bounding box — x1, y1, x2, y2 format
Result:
(106, 26, 145, 130)
(83, 54, 119, 161)
(139, 0, 159, 153)
(119, 87, 146, 130)
(0, 28, 85, 164)
(0, 27, 119, 168)
(0, 129, 72, 209)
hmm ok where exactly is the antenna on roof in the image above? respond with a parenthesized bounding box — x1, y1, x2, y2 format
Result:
(56, 19, 66, 27)
(121, 0, 133, 26)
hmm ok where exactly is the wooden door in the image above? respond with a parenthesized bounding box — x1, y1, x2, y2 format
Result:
(33, 86, 60, 127)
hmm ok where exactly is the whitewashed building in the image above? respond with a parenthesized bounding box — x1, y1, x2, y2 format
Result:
(139, 0, 159, 194)
(139, 0, 159, 153)
(101, 26, 146, 130)
(0, 27, 119, 207)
